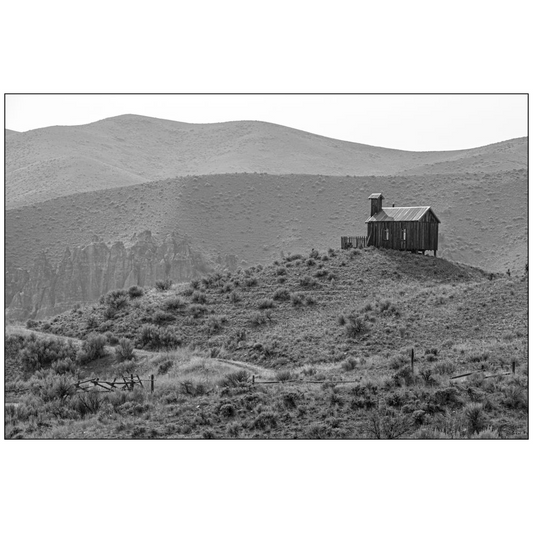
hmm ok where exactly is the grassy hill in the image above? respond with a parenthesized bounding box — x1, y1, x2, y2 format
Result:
(6, 169, 527, 274)
(5, 248, 528, 439)
(6, 114, 526, 209)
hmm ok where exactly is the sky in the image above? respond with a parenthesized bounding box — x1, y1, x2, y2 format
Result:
(5, 94, 527, 152)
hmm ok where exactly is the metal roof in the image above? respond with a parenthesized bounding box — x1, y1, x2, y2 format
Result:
(366, 206, 441, 223)
(368, 193, 384, 199)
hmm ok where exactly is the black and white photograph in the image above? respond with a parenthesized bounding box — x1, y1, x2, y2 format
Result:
(1, 2, 531, 532)
(4, 93, 528, 440)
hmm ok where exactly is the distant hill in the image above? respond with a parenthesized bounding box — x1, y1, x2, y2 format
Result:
(5, 114, 526, 209)
(5, 129, 19, 136)
(6, 169, 527, 275)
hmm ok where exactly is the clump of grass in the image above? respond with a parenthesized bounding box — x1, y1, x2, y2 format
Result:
(314, 269, 328, 278)
(17, 334, 79, 373)
(219, 370, 250, 388)
(306, 258, 316, 267)
(250, 312, 268, 326)
(276, 267, 287, 276)
(229, 290, 241, 303)
(341, 357, 358, 371)
(191, 291, 207, 304)
(163, 297, 187, 312)
(291, 292, 304, 306)
(342, 315, 369, 338)
(463, 403, 486, 435)
(275, 370, 293, 382)
(155, 279, 173, 291)
(206, 315, 225, 335)
(277, 276, 287, 284)
(273, 288, 290, 301)
(189, 304, 208, 318)
(257, 298, 275, 309)
(244, 276, 258, 287)
(138, 325, 182, 350)
(152, 310, 175, 325)
(299, 276, 320, 288)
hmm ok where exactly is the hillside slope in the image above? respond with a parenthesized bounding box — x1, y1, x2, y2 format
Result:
(6, 169, 527, 276)
(8, 248, 526, 439)
(6, 114, 526, 209)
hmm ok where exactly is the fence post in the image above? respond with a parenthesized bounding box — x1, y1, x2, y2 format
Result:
(512, 361, 516, 374)
(131, 374, 135, 390)
(150, 374, 154, 394)
(411, 349, 415, 375)
(252, 375, 255, 385)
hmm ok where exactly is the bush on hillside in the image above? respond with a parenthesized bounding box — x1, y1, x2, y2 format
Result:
(78, 334, 107, 365)
(257, 298, 275, 309)
(115, 338, 135, 362)
(299, 276, 319, 288)
(16, 334, 79, 373)
(155, 279, 173, 291)
(163, 297, 187, 312)
(128, 285, 144, 298)
(191, 291, 207, 304)
(152, 310, 176, 325)
(138, 325, 182, 350)
(104, 289, 129, 310)
(273, 288, 290, 301)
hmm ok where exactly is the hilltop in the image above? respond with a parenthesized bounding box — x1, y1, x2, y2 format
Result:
(6, 248, 528, 439)
(6, 114, 526, 209)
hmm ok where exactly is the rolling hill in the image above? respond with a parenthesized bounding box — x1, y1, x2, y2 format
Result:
(6, 114, 526, 209)
(4, 115, 528, 319)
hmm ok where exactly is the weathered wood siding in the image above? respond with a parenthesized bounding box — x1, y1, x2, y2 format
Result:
(367, 213, 439, 251)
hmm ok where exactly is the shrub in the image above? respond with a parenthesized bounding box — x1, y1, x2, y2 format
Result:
(229, 290, 241, 303)
(103, 306, 117, 320)
(291, 292, 304, 306)
(314, 269, 328, 278)
(104, 289, 129, 310)
(277, 276, 287, 284)
(220, 370, 250, 388)
(116, 338, 135, 362)
(155, 279, 172, 291)
(17, 335, 79, 372)
(328, 248, 336, 256)
(306, 258, 316, 267)
(502, 385, 527, 409)
(273, 288, 290, 301)
(139, 325, 182, 350)
(433, 360, 456, 375)
(276, 370, 293, 382)
(128, 285, 144, 298)
(79, 334, 107, 364)
(341, 357, 358, 371)
(191, 291, 207, 304)
(26, 319, 38, 329)
(190, 279, 201, 290)
(152, 310, 176, 325)
(276, 267, 287, 276)
(189, 304, 208, 318)
(304, 295, 316, 306)
(345, 316, 369, 338)
(286, 254, 303, 262)
(51, 357, 78, 375)
(251, 411, 278, 430)
(206, 316, 223, 335)
(86, 315, 98, 329)
(221, 282, 234, 294)
(179, 380, 208, 396)
(163, 297, 187, 312)
(219, 403, 237, 418)
(244, 277, 258, 287)
(250, 312, 267, 327)
(299, 275, 319, 288)
(257, 298, 275, 309)
(337, 315, 347, 326)
(463, 403, 486, 435)
(309, 249, 320, 259)
(71, 391, 103, 416)
(105, 332, 119, 346)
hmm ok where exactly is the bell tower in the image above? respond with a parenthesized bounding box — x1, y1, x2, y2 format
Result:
(368, 193, 384, 217)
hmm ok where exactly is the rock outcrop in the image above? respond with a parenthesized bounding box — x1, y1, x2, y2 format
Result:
(6, 231, 237, 320)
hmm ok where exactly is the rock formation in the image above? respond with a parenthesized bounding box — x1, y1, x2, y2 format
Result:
(6, 231, 237, 320)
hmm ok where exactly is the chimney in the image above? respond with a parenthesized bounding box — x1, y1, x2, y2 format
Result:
(368, 193, 384, 217)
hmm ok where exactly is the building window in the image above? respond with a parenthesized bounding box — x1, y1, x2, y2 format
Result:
(384, 229, 389, 241)
(401, 229, 407, 241)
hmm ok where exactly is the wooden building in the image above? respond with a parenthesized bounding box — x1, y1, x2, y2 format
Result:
(365, 193, 441, 255)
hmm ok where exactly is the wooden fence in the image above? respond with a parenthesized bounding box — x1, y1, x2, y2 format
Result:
(341, 235, 367, 250)
(72, 374, 155, 393)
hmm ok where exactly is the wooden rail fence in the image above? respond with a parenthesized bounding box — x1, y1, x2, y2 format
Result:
(341, 235, 367, 250)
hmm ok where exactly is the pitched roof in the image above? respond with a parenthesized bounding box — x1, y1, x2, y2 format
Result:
(368, 193, 384, 199)
(366, 206, 441, 223)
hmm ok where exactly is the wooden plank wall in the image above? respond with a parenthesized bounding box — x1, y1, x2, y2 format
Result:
(367, 221, 439, 251)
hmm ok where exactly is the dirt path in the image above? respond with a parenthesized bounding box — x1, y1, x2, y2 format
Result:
(5, 325, 272, 377)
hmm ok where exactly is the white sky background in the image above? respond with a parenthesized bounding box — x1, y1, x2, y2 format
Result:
(5, 93, 527, 151)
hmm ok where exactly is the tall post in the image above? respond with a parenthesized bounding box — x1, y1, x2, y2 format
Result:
(512, 361, 516, 374)
(411, 348, 415, 376)
(150, 374, 154, 394)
